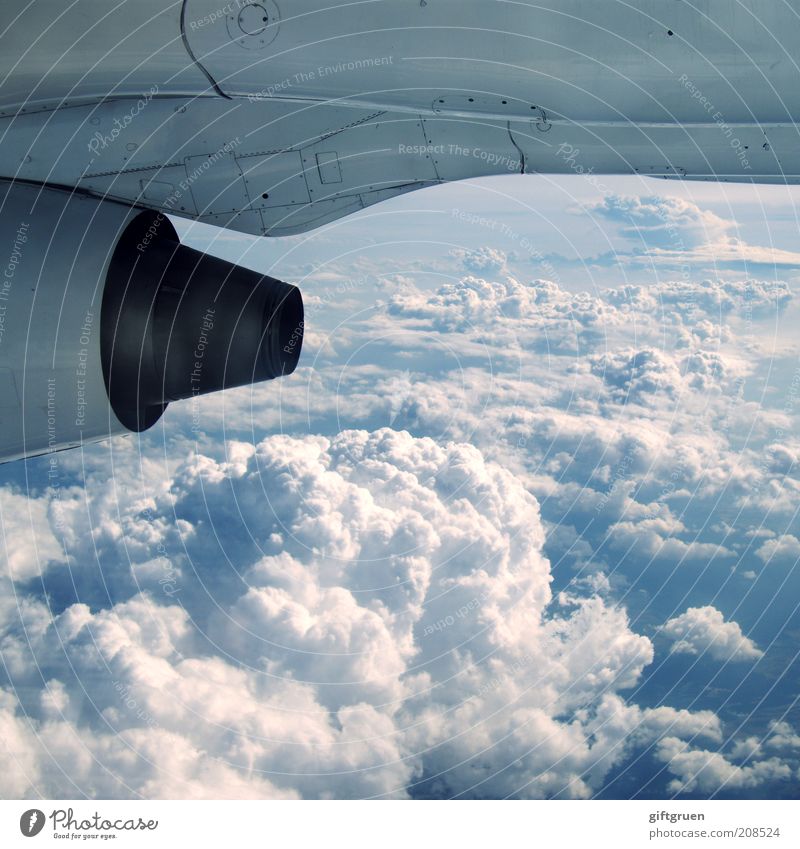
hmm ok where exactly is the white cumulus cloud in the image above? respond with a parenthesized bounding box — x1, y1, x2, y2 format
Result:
(0, 430, 727, 799)
(661, 606, 763, 662)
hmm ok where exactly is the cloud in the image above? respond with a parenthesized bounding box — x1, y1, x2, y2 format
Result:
(766, 721, 800, 752)
(363, 272, 788, 540)
(590, 195, 733, 249)
(648, 241, 800, 269)
(766, 444, 798, 475)
(660, 607, 763, 662)
(589, 348, 685, 402)
(605, 278, 793, 320)
(656, 737, 792, 795)
(0, 429, 729, 799)
(451, 247, 508, 275)
(590, 194, 800, 268)
(386, 273, 627, 343)
(186, 268, 794, 604)
(756, 534, 800, 565)
(0, 489, 65, 581)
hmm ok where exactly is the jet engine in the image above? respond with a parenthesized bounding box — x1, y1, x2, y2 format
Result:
(0, 181, 303, 462)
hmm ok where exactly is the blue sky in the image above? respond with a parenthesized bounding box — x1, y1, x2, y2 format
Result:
(1, 173, 798, 799)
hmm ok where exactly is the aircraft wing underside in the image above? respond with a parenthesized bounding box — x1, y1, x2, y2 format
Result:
(2, 0, 800, 237)
(2, 96, 798, 238)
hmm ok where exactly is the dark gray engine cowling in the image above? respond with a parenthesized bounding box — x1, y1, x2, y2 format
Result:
(101, 211, 303, 432)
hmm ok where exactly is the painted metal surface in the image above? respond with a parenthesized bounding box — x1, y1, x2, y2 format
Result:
(0, 1, 797, 239)
(0, 183, 133, 462)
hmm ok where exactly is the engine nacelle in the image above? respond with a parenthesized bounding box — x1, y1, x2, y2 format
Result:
(0, 181, 303, 462)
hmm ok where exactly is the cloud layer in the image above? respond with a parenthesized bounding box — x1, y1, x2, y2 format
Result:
(0, 429, 749, 799)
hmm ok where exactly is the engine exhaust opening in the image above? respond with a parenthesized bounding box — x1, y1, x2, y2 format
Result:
(101, 212, 304, 432)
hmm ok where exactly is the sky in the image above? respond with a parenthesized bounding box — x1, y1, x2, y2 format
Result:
(0, 172, 799, 799)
